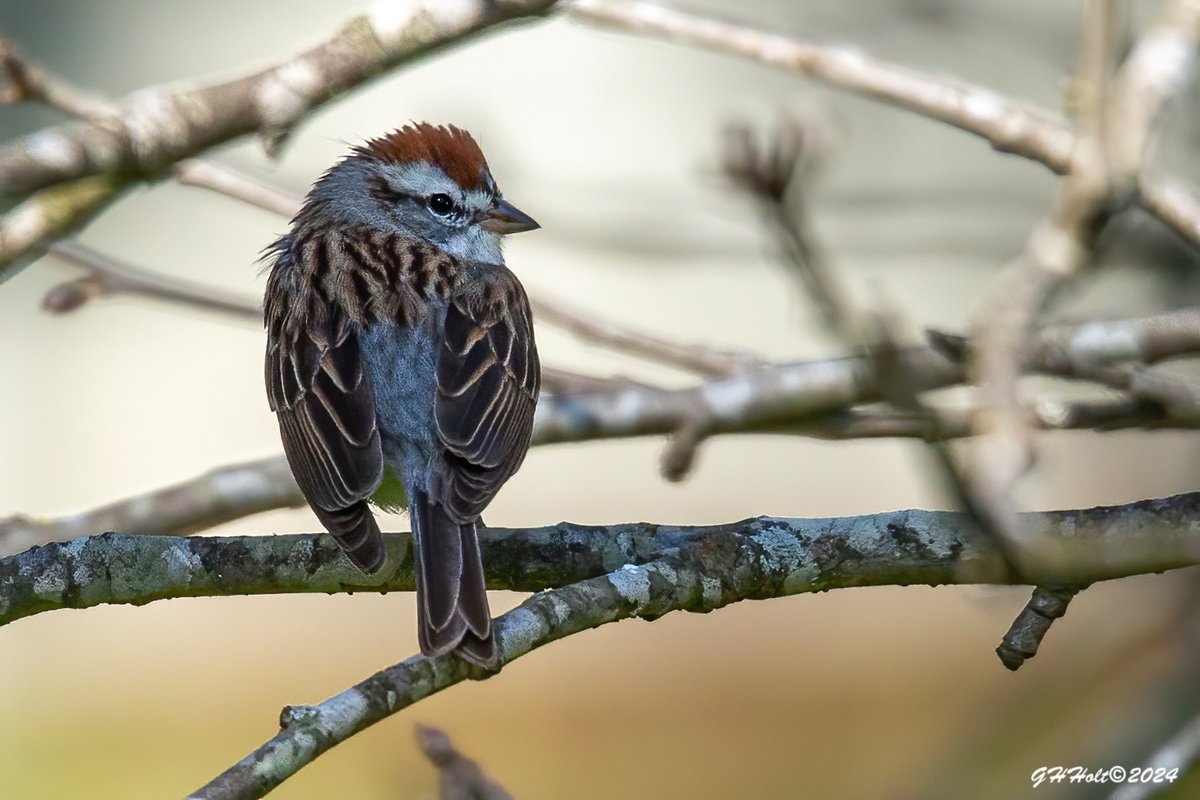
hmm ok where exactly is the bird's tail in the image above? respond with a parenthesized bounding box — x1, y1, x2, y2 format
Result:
(410, 489, 498, 670)
(313, 501, 386, 573)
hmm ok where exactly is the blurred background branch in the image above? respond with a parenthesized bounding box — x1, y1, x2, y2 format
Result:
(415, 725, 514, 800)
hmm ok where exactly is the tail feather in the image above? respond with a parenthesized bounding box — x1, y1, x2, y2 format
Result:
(411, 490, 498, 670)
(313, 501, 386, 573)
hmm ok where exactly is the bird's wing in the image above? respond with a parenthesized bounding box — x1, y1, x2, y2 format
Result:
(266, 272, 386, 570)
(434, 267, 540, 521)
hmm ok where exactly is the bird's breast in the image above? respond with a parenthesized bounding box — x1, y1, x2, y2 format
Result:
(358, 307, 444, 479)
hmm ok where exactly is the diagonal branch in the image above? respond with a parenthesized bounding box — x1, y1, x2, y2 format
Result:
(566, 0, 1200, 249)
(0, 0, 558, 272)
(0, 0, 557, 196)
(0, 174, 127, 283)
(0, 456, 301, 558)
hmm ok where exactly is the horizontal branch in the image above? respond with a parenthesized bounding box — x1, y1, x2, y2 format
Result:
(529, 294, 763, 377)
(5, 493, 1200, 629)
(6, 308, 1199, 556)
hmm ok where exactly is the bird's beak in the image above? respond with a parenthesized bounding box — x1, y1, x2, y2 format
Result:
(481, 198, 539, 234)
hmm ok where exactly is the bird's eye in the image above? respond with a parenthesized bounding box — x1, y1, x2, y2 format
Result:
(427, 194, 455, 216)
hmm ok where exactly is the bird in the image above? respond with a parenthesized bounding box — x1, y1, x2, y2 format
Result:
(263, 123, 540, 670)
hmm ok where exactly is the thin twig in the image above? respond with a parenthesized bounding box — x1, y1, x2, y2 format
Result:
(415, 726, 515, 800)
(530, 294, 763, 378)
(0, 35, 115, 119)
(43, 241, 261, 320)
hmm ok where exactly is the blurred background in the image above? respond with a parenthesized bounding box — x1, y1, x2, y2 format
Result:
(2, 0, 1200, 797)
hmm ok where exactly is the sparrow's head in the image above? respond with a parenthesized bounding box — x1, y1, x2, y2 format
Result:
(306, 123, 538, 263)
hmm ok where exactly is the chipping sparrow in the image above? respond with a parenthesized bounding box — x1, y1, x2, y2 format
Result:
(264, 123, 540, 670)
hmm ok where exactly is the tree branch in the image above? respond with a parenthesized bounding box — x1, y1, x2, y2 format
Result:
(969, 0, 1200, 553)
(566, 0, 1200, 249)
(0, 174, 126, 283)
(529, 294, 764, 378)
(5, 493, 1199, 629)
(66, 491, 1184, 796)
(0, 0, 558, 272)
(0, 456, 301, 558)
(415, 725, 515, 800)
(0, 0, 557, 195)
(6, 308, 1199, 557)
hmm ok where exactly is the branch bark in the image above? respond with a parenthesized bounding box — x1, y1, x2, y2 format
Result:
(0, 456, 301, 558)
(0, 0, 556, 195)
(5, 493, 1199, 629)
(47, 491, 1178, 797)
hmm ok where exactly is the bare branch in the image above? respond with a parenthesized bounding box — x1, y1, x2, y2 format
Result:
(969, 0, 1200, 552)
(42, 241, 261, 320)
(995, 584, 1085, 671)
(0, 36, 116, 119)
(530, 294, 762, 378)
(0, 175, 126, 283)
(415, 726, 515, 800)
(0, 0, 558, 272)
(1110, 712, 1200, 800)
(172, 160, 301, 218)
(0, 457, 301, 558)
(0, 0, 557, 196)
(566, 0, 1200, 249)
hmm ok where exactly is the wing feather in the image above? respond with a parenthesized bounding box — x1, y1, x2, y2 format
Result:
(265, 241, 385, 570)
(434, 269, 539, 520)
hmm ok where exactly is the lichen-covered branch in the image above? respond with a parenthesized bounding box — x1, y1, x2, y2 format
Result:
(141, 492, 1200, 797)
(5, 493, 1200, 629)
